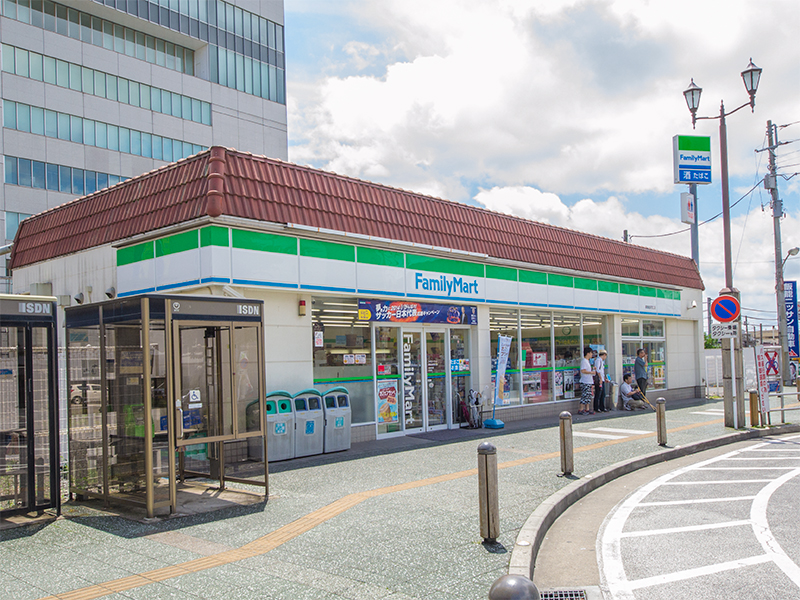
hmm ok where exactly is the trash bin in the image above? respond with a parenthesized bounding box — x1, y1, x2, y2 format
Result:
(293, 388, 324, 458)
(263, 391, 294, 462)
(322, 386, 351, 453)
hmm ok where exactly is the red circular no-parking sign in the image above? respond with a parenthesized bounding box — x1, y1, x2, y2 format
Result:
(710, 295, 741, 323)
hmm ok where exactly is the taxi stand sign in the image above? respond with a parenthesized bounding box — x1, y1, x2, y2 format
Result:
(710, 322, 738, 339)
(673, 135, 712, 185)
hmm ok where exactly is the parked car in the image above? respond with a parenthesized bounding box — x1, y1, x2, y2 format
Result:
(70, 383, 102, 405)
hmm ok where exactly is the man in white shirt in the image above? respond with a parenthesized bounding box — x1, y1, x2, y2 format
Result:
(579, 347, 595, 415)
(620, 374, 645, 410)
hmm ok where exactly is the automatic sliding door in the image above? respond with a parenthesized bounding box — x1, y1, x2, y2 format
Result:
(401, 331, 423, 431)
(425, 331, 447, 429)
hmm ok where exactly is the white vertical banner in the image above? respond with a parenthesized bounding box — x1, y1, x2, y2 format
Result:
(755, 345, 770, 414)
(494, 335, 512, 405)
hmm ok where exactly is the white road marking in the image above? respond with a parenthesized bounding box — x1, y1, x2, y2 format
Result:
(600, 435, 800, 599)
(749, 466, 800, 587)
(598, 447, 745, 600)
(746, 448, 800, 452)
(591, 427, 652, 435)
(573, 432, 628, 440)
(695, 466, 797, 470)
(661, 479, 773, 485)
(638, 495, 756, 507)
(691, 411, 727, 416)
(627, 554, 772, 590)
(727, 456, 800, 461)
(620, 519, 752, 538)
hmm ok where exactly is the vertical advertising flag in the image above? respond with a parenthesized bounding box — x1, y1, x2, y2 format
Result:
(785, 281, 799, 359)
(494, 335, 512, 405)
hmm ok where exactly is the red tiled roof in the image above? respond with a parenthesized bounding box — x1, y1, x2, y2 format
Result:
(10, 147, 703, 290)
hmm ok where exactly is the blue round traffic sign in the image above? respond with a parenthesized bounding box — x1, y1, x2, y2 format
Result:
(710, 295, 740, 323)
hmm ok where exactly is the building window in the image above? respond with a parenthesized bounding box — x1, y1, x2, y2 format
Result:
(5, 211, 32, 240)
(553, 313, 581, 401)
(3, 101, 206, 161)
(521, 311, 552, 404)
(311, 297, 374, 424)
(1, 0, 194, 75)
(490, 308, 520, 405)
(621, 319, 666, 390)
(4, 155, 125, 195)
(1, 44, 212, 125)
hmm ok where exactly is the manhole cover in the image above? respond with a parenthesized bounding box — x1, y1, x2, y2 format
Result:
(539, 591, 586, 600)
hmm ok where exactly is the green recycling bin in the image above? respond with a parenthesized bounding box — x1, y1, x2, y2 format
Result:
(264, 391, 294, 462)
(293, 388, 324, 458)
(322, 386, 351, 453)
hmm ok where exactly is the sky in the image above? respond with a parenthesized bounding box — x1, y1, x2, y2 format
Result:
(282, 0, 800, 332)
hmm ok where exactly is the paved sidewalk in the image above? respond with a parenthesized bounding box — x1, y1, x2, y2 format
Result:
(0, 396, 786, 600)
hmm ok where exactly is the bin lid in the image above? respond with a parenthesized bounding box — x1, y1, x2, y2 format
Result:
(265, 399, 277, 414)
(266, 390, 293, 399)
(325, 386, 349, 395)
(293, 388, 322, 398)
(277, 399, 293, 414)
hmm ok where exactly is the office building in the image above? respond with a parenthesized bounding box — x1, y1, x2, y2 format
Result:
(1, 0, 287, 288)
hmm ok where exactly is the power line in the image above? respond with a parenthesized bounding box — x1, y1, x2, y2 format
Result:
(629, 180, 762, 240)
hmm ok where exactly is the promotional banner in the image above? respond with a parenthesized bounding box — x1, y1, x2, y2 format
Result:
(680, 192, 696, 225)
(494, 335, 512, 405)
(785, 281, 798, 358)
(358, 300, 478, 325)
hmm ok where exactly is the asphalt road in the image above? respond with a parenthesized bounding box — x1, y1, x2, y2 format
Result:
(597, 433, 800, 599)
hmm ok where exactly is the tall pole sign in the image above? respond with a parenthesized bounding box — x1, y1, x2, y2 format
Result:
(673, 135, 711, 268)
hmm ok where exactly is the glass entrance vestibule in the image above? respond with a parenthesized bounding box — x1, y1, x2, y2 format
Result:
(65, 295, 266, 518)
(312, 297, 474, 437)
(0, 295, 59, 518)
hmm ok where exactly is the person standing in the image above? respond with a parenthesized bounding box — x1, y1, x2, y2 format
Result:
(579, 347, 596, 415)
(594, 350, 607, 412)
(634, 348, 648, 400)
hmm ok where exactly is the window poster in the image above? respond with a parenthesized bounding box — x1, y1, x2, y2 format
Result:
(377, 380, 399, 424)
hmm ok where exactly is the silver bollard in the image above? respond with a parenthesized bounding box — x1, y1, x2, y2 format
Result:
(559, 411, 573, 475)
(656, 398, 667, 446)
(488, 574, 541, 600)
(478, 441, 499, 543)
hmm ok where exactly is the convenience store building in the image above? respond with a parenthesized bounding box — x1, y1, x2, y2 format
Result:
(9, 147, 705, 443)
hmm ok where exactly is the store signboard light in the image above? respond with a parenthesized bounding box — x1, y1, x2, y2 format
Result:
(673, 135, 712, 184)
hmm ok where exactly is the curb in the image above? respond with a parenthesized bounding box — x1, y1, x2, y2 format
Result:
(508, 423, 800, 580)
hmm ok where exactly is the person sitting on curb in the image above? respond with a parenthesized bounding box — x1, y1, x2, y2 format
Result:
(620, 373, 646, 411)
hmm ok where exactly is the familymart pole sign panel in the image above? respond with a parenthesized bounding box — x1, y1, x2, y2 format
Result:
(673, 135, 712, 184)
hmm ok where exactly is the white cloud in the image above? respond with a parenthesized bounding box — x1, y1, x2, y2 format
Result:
(474, 184, 800, 320)
(286, 0, 800, 321)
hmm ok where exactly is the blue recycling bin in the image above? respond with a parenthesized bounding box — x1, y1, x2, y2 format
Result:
(322, 386, 351, 453)
(293, 388, 324, 458)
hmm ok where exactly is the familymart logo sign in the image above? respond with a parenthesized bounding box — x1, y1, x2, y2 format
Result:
(413, 272, 480, 298)
(673, 135, 712, 184)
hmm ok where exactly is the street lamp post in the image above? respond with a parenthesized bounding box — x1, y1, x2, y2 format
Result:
(779, 247, 800, 386)
(683, 59, 762, 429)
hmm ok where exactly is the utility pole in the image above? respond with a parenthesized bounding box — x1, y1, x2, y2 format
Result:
(623, 230, 629, 243)
(765, 120, 789, 388)
(707, 297, 712, 335)
(690, 183, 699, 266)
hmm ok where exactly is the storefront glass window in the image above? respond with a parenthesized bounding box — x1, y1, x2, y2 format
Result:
(520, 311, 551, 404)
(375, 326, 400, 435)
(621, 318, 640, 337)
(450, 329, 471, 414)
(553, 313, 581, 401)
(490, 308, 519, 405)
(622, 327, 666, 391)
(582, 314, 607, 375)
(642, 319, 664, 337)
(311, 297, 373, 424)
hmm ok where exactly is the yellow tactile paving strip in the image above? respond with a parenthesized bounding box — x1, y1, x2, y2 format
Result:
(37, 418, 722, 600)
